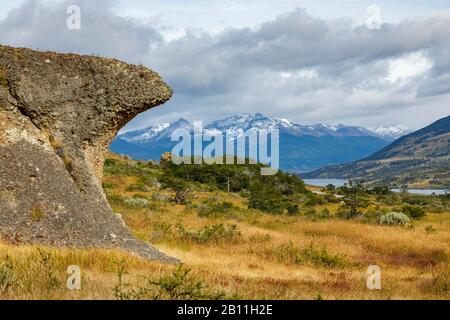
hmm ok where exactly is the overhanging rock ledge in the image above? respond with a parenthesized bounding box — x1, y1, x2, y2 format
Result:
(0, 45, 178, 264)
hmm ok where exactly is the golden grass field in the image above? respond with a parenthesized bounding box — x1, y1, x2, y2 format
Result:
(0, 156, 449, 300)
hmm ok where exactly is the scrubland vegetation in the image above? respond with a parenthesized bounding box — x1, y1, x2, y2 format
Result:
(1, 153, 449, 300)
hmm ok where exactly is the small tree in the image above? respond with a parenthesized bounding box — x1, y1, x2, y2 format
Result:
(402, 205, 426, 219)
(248, 180, 285, 214)
(371, 185, 390, 196)
(324, 184, 336, 194)
(340, 181, 370, 218)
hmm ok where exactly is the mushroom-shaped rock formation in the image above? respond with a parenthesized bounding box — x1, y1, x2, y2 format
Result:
(0, 45, 178, 263)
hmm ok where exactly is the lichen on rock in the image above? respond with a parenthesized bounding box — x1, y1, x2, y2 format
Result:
(0, 45, 178, 264)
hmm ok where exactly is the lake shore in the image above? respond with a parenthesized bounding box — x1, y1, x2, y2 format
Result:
(304, 179, 449, 196)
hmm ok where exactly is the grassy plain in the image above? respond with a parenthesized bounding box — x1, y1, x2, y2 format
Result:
(1, 154, 449, 300)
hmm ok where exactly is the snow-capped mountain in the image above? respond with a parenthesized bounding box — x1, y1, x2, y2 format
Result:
(119, 113, 391, 142)
(368, 125, 411, 141)
(203, 113, 365, 138)
(119, 118, 192, 143)
(112, 114, 405, 172)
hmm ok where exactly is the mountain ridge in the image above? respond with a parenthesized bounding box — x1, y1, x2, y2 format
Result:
(119, 113, 409, 142)
(302, 115, 450, 189)
(112, 114, 409, 172)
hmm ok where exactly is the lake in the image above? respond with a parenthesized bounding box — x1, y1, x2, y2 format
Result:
(303, 179, 348, 188)
(390, 189, 449, 196)
(303, 179, 449, 196)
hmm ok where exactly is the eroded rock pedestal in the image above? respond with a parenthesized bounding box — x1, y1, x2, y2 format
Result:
(0, 45, 178, 263)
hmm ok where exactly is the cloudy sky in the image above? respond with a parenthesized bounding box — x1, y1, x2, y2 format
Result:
(1, 0, 449, 131)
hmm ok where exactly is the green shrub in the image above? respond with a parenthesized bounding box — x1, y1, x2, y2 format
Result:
(336, 209, 355, 220)
(160, 158, 309, 195)
(286, 203, 300, 215)
(177, 223, 241, 245)
(319, 208, 331, 219)
(104, 158, 118, 167)
(106, 193, 126, 206)
(370, 185, 390, 196)
(303, 208, 330, 221)
(102, 182, 116, 190)
(152, 193, 170, 203)
(124, 197, 150, 209)
(112, 262, 224, 300)
(112, 260, 140, 300)
(300, 243, 347, 268)
(255, 242, 347, 268)
(248, 180, 286, 214)
(304, 194, 325, 206)
(324, 184, 336, 193)
(149, 266, 225, 300)
(364, 208, 386, 223)
(197, 199, 238, 218)
(248, 234, 272, 244)
(402, 205, 426, 219)
(379, 212, 411, 226)
(425, 225, 437, 234)
(104, 158, 159, 181)
(149, 221, 173, 242)
(126, 183, 151, 192)
(304, 208, 317, 218)
(338, 182, 370, 218)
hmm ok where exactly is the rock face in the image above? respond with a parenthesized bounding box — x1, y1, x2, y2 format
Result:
(0, 45, 178, 263)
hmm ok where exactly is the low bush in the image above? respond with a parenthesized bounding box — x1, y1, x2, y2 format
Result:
(248, 181, 286, 214)
(336, 209, 359, 220)
(102, 182, 116, 190)
(402, 205, 426, 219)
(105, 193, 126, 206)
(149, 266, 225, 300)
(126, 183, 151, 192)
(248, 234, 272, 244)
(152, 193, 170, 203)
(252, 242, 347, 269)
(197, 200, 238, 218)
(363, 208, 387, 224)
(112, 263, 225, 300)
(300, 243, 347, 268)
(303, 208, 330, 221)
(104, 158, 159, 182)
(124, 197, 150, 209)
(177, 223, 242, 245)
(379, 212, 411, 226)
(304, 195, 326, 207)
(149, 221, 173, 242)
(286, 203, 300, 215)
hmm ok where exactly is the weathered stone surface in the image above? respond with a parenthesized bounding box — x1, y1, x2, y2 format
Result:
(0, 45, 178, 263)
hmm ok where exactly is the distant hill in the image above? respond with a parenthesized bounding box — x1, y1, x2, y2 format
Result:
(302, 115, 450, 189)
(111, 114, 403, 172)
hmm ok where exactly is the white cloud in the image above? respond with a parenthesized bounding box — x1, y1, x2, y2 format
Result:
(280, 69, 319, 80)
(0, 1, 449, 131)
(386, 51, 433, 84)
